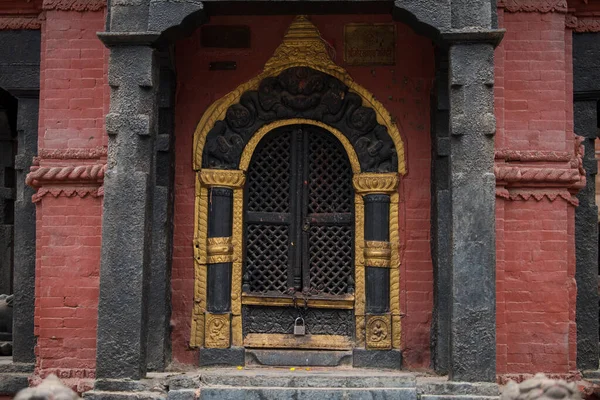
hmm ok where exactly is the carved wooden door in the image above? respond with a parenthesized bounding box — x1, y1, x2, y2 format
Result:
(242, 124, 355, 345)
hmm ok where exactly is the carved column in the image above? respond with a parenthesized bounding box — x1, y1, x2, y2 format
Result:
(445, 36, 500, 382)
(352, 173, 401, 369)
(198, 169, 245, 366)
(95, 35, 159, 381)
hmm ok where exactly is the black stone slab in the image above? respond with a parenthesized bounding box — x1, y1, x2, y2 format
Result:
(574, 100, 599, 370)
(430, 48, 451, 375)
(352, 348, 402, 369)
(245, 350, 352, 367)
(198, 347, 245, 367)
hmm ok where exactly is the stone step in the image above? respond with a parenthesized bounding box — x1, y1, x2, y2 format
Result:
(246, 349, 352, 367)
(196, 386, 417, 400)
(193, 368, 417, 388)
(417, 379, 500, 397)
(420, 396, 499, 400)
(83, 390, 167, 400)
(583, 370, 600, 380)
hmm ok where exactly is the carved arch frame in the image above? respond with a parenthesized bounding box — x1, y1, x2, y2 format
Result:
(190, 17, 405, 351)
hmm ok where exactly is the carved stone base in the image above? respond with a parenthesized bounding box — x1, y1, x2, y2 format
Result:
(198, 347, 245, 367)
(352, 348, 402, 369)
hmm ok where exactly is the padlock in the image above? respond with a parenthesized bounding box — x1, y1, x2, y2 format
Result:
(293, 317, 306, 336)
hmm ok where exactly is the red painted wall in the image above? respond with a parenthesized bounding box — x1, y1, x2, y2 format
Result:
(171, 15, 435, 368)
(33, 8, 108, 392)
(495, 8, 577, 377)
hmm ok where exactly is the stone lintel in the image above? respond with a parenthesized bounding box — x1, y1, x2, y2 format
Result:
(441, 29, 505, 48)
(97, 32, 161, 48)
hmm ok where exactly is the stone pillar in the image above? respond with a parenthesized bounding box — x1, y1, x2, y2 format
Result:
(574, 99, 599, 370)
(446, 39, 498, 382)
(430, 47, 451, 375)
(95, 35, 159, 381)
(198, 169, 245, 367)
(352, 173, 401, 369)
(146, 50, 176, 372)
(12, 95, 38, 364)
(573, 31, 600, 371)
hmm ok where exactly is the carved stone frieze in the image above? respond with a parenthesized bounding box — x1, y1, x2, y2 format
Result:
(495, 137, 586, 196)
(38, 147, 107, 160)
(25, 164, 106, 202)
(366, 314, 392, 350)
(497, 0, 568, 13)
(202, 67, 398, 173)
(364, 241, 392, 268)
(0, 17, 42, 30)
(496, 188, 579, 206)
(353, 172, 399, 194)
(574, 16, 600, 32)
(42, 0, 106, 11)
(204, 313, 230, 349)
(199, 169, 245, 189)
(207, 237, 234, 264)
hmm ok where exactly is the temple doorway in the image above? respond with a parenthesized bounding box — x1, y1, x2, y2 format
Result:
(241, 124, 356, 350)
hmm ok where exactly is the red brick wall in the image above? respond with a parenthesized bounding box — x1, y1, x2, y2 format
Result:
(500, 199, 574, 373)
(38, 10, 108, 150)
(33, 8, 107, 391)
(500, 11, 570, 152)
(495, 8, 577, 376)
(171, 15, 435, 368)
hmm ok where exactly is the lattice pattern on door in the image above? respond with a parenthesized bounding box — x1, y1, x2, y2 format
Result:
(247, 130, 291, 213)
(308, 132, 353, 214)
(308, 225, 353, 295)
(243, 125, 354, 297)
(246, 224, 289, 293)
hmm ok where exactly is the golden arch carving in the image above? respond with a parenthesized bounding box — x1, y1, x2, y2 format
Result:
(192, 15, 406, 175)
(239, 119, 361, 174)
(191, 15, 403, 351)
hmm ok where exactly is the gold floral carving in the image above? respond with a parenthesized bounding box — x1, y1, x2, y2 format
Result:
(366, 315, 392, 350)
(190, 186, 209, 348)
(364, 241, 392, 268)
(205, 313, 231, 349)
(244, 333, 352, 350)
(193, 15, 406, 175)
(207, 237, 234, 264)
(354, 194, 365, 346)
(389, 192, 401, 348)
(199, 169, 246, 188)
(353, 173, 399, 195)
(231, 188, 244, 346)
(239, 119, 361, 174)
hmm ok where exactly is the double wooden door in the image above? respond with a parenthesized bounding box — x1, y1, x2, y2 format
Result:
(241, 124, 356, 345)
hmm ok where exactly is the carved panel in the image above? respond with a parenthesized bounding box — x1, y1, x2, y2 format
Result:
(242, 306, 354, 337)
(202, 67, 398, 173)
(366, 314, 392, 350)
(205, 313, 230, 349)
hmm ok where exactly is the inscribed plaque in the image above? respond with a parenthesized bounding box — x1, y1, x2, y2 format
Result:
(344, 23, 396, 66)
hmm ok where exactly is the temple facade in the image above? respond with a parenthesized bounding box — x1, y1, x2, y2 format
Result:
(0, 0, 599, 398)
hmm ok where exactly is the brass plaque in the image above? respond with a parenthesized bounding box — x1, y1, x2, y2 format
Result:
(344, 23, 396, 66)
